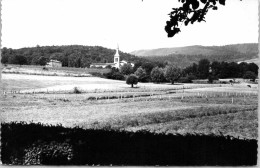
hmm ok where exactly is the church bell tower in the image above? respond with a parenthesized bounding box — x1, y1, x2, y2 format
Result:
(114, 45, 120, 69)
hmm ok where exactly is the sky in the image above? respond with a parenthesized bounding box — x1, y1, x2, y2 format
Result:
(1, 0, 258, 53)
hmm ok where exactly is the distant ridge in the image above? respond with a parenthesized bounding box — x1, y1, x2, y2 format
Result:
(131, 43, 258, 67)
(131, 43, 258, 57)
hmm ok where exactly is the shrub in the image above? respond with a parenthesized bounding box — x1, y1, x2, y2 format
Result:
(126, 74, 138, 88)
(105, 69, 125, 80)
(73, 87, 81, 94)
(43, 67, 48, 71)
(1, 122, 257, 165)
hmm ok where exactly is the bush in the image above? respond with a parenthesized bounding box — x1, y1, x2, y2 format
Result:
(105, 71, 125, 80)
(126, 74, 138, 88)
(1, 122, 257, 165)
(73, 87, 81, 94)
(43, 67, 48, 71)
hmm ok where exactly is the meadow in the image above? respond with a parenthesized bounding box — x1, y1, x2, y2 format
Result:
(1, 73, 258, 139)
(1, 71, 258, 165)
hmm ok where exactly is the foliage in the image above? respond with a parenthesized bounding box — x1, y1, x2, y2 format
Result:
(150, 67, 165, 83)
(208, 75, 219, 83)
(164, 65, 181, 84)
(120, 63, 133, 75)
(198, 59, 210, 79)
(1, 122, 257, 165)
(165, 0, 226, 37)
(243, 71, 257, 81)
(126, 74, 138, 88)
(134, 67, 149, 82)
(177, 76, 192, 83)
(141, 62, 156, 75)
(105, 68, 125, 80)
(73, 87, 82, 94)
(1, 45, 146, 68)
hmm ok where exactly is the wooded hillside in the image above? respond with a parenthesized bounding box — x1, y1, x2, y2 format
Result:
(1, 45, 146, 68)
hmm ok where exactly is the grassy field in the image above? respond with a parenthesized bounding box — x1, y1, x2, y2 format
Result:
(1, 72, 258, 139)
(2, 64, 111, 77)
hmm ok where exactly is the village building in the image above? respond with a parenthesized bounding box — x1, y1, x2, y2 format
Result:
(46, 59, 62, 68)
(90, 46, 134, 69)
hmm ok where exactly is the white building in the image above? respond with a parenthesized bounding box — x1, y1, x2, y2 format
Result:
(90, 46, 134, 69)
(46, 59, 62, 68)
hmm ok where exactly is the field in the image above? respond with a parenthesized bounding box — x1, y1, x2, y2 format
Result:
(1, 73, 258, 139)
(1, 64, 111, 77)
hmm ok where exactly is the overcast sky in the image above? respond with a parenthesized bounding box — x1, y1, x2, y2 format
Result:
(2, 0, 258, 52)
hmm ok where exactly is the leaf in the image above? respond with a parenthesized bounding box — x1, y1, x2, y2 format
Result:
(200, 0, 207, 4)
(219, 0, 225, 5)
(191, 0, 200, 10)
(212, 6, 218, 10)
(184, 20, 190, 26)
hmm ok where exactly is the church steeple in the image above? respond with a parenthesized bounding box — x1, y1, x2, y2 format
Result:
(114, 44, 120, 68)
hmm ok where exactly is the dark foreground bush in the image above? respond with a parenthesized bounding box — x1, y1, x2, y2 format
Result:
(1, 122, 257, 166)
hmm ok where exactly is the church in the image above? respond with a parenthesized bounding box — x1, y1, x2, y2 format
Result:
(89, 46, 134, 69)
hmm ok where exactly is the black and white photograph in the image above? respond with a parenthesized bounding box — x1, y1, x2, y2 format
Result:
(0, 0, 258, 166)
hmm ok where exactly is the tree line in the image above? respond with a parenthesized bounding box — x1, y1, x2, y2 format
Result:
(1, 45, 146, 68)
(107, 59, 258, 87)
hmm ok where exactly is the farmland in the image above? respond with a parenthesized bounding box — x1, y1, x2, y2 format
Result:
(1, 73, 258, 139)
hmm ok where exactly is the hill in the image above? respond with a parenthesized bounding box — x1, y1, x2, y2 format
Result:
(1, 45, 147, 68)
(131, 43, 258, 67)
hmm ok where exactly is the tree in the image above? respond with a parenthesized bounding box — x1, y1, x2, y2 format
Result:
(142, 62, 155, 75)
(150, 67, 165, 83)
(248, 63, 258, 75)
(38, 56, 48, 66)
(164, 65, 181, 84)
(243, 71, 257, 82)
(165, 0, 227, 37)
(133, 61, 143, 72)
(120, 63, 133, 75)
(11, 55, 27, 65)
(134, 67, 149, 82)
(198, 59, 210, 79)
(126, 74, 138, 87)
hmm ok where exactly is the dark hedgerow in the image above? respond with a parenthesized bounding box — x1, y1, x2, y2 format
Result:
(1, 122, 257, 166)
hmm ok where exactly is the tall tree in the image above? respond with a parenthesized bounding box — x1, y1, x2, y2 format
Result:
(198, 59, 210, 79)
(120, 64, 133, 75)
(164, 65, 181, 84)
(151, 67, 165, 83)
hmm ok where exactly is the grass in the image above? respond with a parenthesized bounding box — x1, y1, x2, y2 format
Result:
(1, 89, 257, 139)
(1, 72, 258, 140)
(3, 64, 111, 76)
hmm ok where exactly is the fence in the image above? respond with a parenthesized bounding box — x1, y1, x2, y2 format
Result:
(2, 87, 258, 105)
